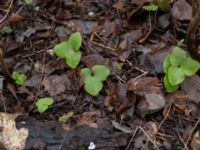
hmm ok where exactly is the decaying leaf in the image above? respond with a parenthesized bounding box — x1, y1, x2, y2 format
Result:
(181, 75, 200, 104)
(191, 131, 200, 150)
(59, 111, 74, 123)
(171, 0, 192, 20)
(127, 77, 161, 93)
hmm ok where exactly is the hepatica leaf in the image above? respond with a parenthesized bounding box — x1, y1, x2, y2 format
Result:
(68, 32, 82, 51)
(84, 76, 103, 96)
(163, 43, 200, 93)
(181, 57, 200, 76)
(53, 32, 82, 69)
(12, 71, 27, 85)
(168, 66, 185, 85)
(66, 51, 81, 69)
(169, 47, 186, 66)
(53, 41, 70, 58)
(163, 55, 170, 73)
(81, 68, 91, 80)
(36, 97, 54, 113)
(81, 65, 110, 96)
(164, 75, 179, 93)
(92, 65, 110, 81)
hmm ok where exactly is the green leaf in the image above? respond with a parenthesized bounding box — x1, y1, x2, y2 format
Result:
(12, 71, 27, 85)
(92, 65, 110, 81)
(1, 26, 13, 34)
(84, 76, 103, 96)
(68, 32, 82, 51)
(154, 0, 170, 11)
(53, 41, 70, 58)
(181, 57, 200, 76)
(66, 51, 81, 69)
(168, 66, 185, 85)
(163, 55, 170, 73)
(35, 97, 54, 113)
(24, 0, 32, 4)
(53, 32, 82, 69)
(164, 75, 179, 93)
(169, 47, 186, 66)
(58, 111, 74, 123)
(81, 68, 91, 80)
(143, 3, 158, 11)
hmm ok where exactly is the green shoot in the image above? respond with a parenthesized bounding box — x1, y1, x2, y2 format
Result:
(53, 32, 82, 69)
(35, 97, 54, 113)
(163, 45, 200, 93)
(12, 71, 27, 85)
(81, 65, 110, 96)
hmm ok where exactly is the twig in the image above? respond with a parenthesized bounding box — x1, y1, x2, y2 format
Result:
(125, 126, 139, 150)
(158, 103, 172, 129)
(125, 126, 158, 150)
(0, 0, 14, 24)
(184, 118, 200, 150)
(176, 131, 188, 150)
(91, 41, 117, 51)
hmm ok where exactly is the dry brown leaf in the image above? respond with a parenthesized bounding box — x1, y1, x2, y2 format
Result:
(171, 0, 192, 20)
(191, 131, 200, 150)
(127, 77, 161, 93)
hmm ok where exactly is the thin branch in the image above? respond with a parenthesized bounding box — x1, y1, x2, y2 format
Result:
(0, 0, 14, 24)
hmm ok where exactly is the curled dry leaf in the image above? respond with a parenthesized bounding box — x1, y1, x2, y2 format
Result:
(77, 111, 100, 126)
(111, 121, 134, 134)
(127, 77, 161, 93)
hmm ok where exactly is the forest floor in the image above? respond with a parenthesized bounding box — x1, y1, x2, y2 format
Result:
(0, 0, 200, 150)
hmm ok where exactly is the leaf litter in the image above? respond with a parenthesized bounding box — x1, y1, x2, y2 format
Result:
(0, 0, 200, 149)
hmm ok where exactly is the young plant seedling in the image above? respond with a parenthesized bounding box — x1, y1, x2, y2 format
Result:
(81, 65, 110, 96)
(143, 3, 158, 11)
(35, 97, 54, 113)
(1, 26, 13, 35)
(12, 71, 27, 85)
(53, 32, 82, 69)
(163, 46, 200, 93)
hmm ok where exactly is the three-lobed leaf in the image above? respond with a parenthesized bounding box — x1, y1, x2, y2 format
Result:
(12, 71, 27, 85)
(81, 65, 110, 96)
(163, 45, 200, 93)
(53, 32, 82, 69)
(35, 97, 54, 113)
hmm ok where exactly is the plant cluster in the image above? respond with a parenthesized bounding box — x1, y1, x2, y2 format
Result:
(12, 71, 27, 85)
(35, 32, 110, 113)
(163, 46, 200, 93)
